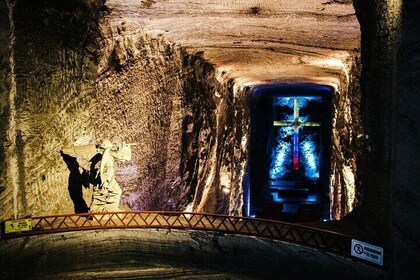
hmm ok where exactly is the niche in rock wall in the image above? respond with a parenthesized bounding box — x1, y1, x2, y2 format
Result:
(245, 84, 332, 222)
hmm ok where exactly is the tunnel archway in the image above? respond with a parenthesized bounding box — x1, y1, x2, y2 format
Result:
(3, 0, 419, 278)
(245, 84, 333, 222)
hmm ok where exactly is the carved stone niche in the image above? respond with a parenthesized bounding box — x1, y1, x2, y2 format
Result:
(245, 84, 333, 223)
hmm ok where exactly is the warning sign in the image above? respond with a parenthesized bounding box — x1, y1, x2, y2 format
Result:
(4, 218, 32, 234)
(351, 239, 384, 266)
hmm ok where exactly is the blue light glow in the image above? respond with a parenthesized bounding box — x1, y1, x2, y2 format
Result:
(273, 96, 321, 109)
(249, 84, 331, 221)
(269, 127, 293, 179)
(270, 95, 322, 182)
(271, 192, 319, 203)
(243, 171, 251, 217)
(302, 140, 319, 180)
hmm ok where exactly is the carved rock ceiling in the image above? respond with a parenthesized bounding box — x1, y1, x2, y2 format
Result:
(106, 0, 360, 86)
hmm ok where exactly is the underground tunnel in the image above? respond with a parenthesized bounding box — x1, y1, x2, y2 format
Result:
(1, 0, 419, 279)
(246, 84, 333, 222)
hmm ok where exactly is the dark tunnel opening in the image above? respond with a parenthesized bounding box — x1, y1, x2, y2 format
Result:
(245, 84, 333, 223)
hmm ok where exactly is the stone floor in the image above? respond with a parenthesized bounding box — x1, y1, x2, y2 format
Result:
(0, 228, 385, 280)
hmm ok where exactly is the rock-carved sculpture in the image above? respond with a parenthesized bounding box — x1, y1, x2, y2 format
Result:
(92, 139, 133, 212)
(61, 139, 135, 213)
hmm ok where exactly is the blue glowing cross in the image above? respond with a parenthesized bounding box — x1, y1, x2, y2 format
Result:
(273, 98, 321, 171)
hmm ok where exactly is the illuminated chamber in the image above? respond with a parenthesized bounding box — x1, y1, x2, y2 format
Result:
(245, 85, 332, 222)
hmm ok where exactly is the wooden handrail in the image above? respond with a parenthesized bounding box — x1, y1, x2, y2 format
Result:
(1, 211, 353, 260)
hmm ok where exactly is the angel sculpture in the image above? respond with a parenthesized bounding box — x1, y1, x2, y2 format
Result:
(61, 139, 135, 213)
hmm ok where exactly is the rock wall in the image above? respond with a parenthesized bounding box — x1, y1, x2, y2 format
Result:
(354, 1, 420, 278)
(94, 17, 248, 214)
(0, 0, 361, 222)
(0, 1, 101, 219)
(393, 1, 420, 279)
(0, 1, 12, 218)
(330, 54, 363, 220)
(0, 1, 249, 219)
(353, 0, 402, 243)
(93, 19, 188, 211)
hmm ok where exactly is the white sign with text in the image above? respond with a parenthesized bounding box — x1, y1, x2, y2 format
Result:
(351, 239, 384, 266)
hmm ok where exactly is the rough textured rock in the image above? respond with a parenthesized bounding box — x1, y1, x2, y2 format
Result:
(0, 229, 385, 279)
(352, 1, 420, 279)
(393, 1, 420, 279)
(0, 1, 12, 219)
(0, 2, 242, 218)
(93, 16, 248, 214)
(0, 1, 101, 220)
(329, 54, 363, 219)
(353, 0, 402, 246)
(96, 0, 363, 218)
(0, 0, 362, 222)
(2, 1, 420, 279)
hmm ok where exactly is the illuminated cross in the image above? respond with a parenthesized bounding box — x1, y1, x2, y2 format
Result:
(273, 98, 321, 171)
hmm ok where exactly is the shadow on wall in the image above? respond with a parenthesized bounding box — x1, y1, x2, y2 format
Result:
(60, 151, 101, 214)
